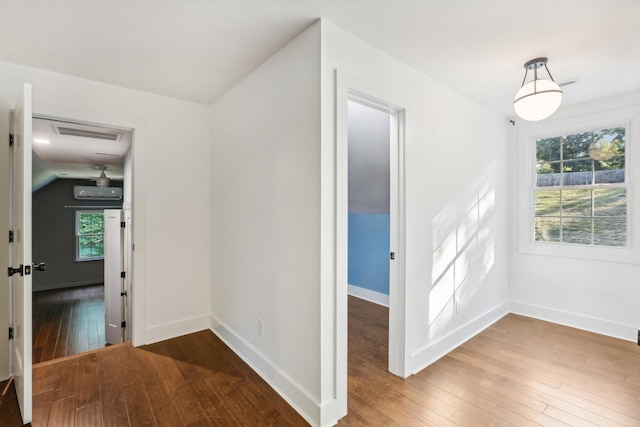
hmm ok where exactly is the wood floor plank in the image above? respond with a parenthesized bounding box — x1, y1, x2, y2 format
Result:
(76, 352, 100, 409)
(52, 358, 78, 401)
(75, 402, 102, 427)
(48, 396, 77, 427)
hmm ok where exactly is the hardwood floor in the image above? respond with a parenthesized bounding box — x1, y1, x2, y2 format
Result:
(0, 378, 24, 426)
(341, 296, 640, 426)
(2, 296, 639, 426)
(32, 284, 106, 364)
(27, 332, 306, 427)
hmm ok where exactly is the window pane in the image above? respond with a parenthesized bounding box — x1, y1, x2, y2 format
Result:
(562, 189, 592, 217)
(562, 218, 592, 244)
(536, 137, 561, 162)
(594, 188, 626, 217)
(563, 132, 592, 160)
(79, 213, 104, 235)
(594, 218, 626, 247)
(535, 190, 560, 216)
(562, 160, 593, 186)
(590, 127, 625, 159)
(79, 235, 104, 258)
(534, 218, 560, 242)
(594, 156, 625, 183)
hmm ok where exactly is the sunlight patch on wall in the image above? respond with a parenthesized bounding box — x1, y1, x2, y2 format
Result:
(428, 171, 496, 335)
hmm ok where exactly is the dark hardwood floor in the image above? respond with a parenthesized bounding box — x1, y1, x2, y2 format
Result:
(0, 378, 24, 426)
(32, 284, 106, 364)
(28, 332, 306, 427)
(2, 296, 639, 426)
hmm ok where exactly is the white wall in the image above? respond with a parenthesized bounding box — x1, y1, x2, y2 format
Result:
(320, 20, 510, 425)
(0, 60, 212, 379)
(508, 91, 640, 341)
(209, 22, 322, 425)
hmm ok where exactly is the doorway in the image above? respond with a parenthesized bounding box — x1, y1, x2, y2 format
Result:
(335, 78, 407, 420)
(344, 91, 404, 372)
(335, 72, 408, 421)
(30, 117, 133, 363)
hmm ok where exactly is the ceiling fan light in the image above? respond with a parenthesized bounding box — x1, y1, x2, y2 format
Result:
(513, 79, 562, 121)
(96, 171, 110, 187)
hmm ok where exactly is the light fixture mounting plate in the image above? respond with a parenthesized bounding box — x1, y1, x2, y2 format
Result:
(524, 57, 548, 70)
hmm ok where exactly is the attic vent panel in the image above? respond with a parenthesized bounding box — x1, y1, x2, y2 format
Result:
(55, 126, 121, 141)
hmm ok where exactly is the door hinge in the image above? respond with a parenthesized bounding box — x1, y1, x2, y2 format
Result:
(9, 133, 13, 147)
(390, 252, 395, 260)
(9, 230, 14, 243)
(120, 271, 126, 278)
(120, 221, 126, 228)
(8, 327, 14, 340)
(120, 291, 127, 297)
(8, 265, 23, 277)
(121, 321, 126, 328)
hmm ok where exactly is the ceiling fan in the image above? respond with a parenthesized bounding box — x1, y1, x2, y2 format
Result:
(90, 165, 111, 187)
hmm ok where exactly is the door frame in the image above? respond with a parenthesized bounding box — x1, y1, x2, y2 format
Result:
(335, 69, 409, 411)
(31, 102, 147, 347)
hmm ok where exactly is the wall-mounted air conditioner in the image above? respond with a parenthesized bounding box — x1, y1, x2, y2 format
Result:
(74, 186, 123, 200)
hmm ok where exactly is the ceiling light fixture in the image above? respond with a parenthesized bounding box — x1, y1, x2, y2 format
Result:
(513, 57, 562, 121)
(33, 138, 50, 144)
(92, 165, 111, 187)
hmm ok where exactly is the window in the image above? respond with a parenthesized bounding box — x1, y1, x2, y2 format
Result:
(534, 127, 627, 247)
(76, 211, 105, 261)
(517, 104, 640, 263)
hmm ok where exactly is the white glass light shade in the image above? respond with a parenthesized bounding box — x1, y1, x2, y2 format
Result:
(513, 79, 563, 121)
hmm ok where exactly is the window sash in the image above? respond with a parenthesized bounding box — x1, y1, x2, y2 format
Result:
(531, 126, 628, 248)
(76, 211, 105, 261)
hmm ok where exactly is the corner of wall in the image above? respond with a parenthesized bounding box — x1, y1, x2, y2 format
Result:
(209, 316, 322, 426)
(410, 301, 509, 373)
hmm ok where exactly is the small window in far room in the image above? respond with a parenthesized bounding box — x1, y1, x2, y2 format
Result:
(533, 126, 627, 247)
(76, 210, 105, 261)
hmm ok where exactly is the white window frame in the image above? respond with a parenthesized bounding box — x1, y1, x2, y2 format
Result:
(517, 105, 640, 264)
(75, 210, 105, 262)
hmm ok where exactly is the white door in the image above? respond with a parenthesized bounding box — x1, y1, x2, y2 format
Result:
(10, 83, 33, 424)
(104, 209, 124, 345)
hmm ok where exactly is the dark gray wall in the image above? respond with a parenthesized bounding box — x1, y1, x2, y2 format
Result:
(348, 101, 390, 214)
(32, 178, 123, 291)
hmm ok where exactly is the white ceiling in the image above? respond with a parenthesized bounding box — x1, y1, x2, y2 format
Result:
(2, 0, 639, 117)
(31, 118, 131, 190)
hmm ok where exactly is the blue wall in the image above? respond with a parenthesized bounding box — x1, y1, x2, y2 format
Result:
(348, 213, 390, 295)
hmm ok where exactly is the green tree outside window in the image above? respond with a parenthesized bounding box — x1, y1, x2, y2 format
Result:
(76, 211, 105, 260)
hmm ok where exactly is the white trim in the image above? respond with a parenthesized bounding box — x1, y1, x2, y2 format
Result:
(348, 285, 389, 307)
(411, 302, 509, 373)
(210, 317, 321, 427)
(517, 105, 640, 264)
(145, 315, 210, 345)
(510, 301, 637, 343)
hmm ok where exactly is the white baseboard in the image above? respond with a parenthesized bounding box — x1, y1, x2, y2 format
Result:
(411, 301, 509, 374)
(510, 300, 637, 343)
(210, 315, 321, 427)
(144, 315, 210, 345)
(347, 285, 389, 307)
(33, 280, 103, 292)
